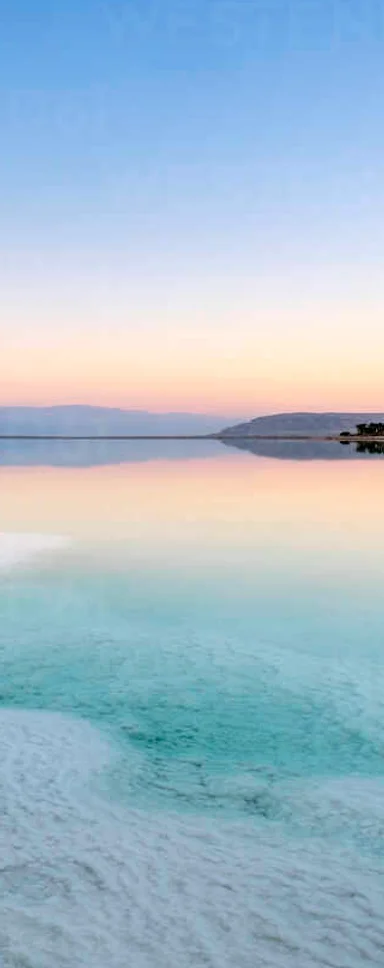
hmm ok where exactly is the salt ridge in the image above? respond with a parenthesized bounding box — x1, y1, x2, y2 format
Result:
(0, 709, 383, 968)
(0, 533, 70, 570)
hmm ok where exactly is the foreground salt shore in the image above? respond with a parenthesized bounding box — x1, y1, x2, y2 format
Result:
(0, 533, 70, 569)
(0, 708, 383, 968)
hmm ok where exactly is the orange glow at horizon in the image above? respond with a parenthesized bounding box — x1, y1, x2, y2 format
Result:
(2, 329, 384, 415)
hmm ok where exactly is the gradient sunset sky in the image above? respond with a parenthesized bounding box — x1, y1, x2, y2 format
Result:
(1, 1, 384, 416)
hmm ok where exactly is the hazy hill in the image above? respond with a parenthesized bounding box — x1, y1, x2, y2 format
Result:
(219, 412, 384, 437)
(0, 406, 234, 437)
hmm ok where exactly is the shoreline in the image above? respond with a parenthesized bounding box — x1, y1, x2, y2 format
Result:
(1, 434, 384, 443)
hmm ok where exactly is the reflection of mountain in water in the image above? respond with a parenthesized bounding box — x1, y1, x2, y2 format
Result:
(0, 438, 223, 468)
(2, 438, 384, 468)
(221, 438, 384, 461)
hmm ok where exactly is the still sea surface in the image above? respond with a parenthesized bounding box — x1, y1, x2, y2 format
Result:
(1, 439, 384, 967)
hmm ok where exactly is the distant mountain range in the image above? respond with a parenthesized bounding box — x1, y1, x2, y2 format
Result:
(2, 408, 384, 440)
(0, 406, 235, 437)
(219, 412, 384, 437)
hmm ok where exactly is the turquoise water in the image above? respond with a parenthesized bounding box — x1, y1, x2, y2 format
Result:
(1, 442, 384, 966)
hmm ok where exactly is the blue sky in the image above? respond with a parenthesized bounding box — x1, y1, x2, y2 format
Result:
(1, 1, 384, 413)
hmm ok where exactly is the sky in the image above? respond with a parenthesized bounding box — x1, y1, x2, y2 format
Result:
(1, 0, 384, 416)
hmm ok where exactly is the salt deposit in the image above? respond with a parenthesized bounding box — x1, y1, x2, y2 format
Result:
(0, 710, 383, 968)
(0, 533, 70, 570)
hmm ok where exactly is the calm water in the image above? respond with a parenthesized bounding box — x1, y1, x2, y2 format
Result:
(1, 441, 384, 967)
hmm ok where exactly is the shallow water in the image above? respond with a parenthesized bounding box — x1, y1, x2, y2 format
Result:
(1, 442, 384, 966)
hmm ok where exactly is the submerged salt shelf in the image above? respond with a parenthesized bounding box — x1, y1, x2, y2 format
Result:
(0, 533, 70, 569)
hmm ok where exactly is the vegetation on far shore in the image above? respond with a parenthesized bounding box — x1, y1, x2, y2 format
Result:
(339, 423, 384, 454)
(340, 422, 384, 438)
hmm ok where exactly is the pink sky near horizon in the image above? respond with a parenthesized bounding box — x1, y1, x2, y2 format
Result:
(3, 215, 384, 418)
(3, 323, 384, 415)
